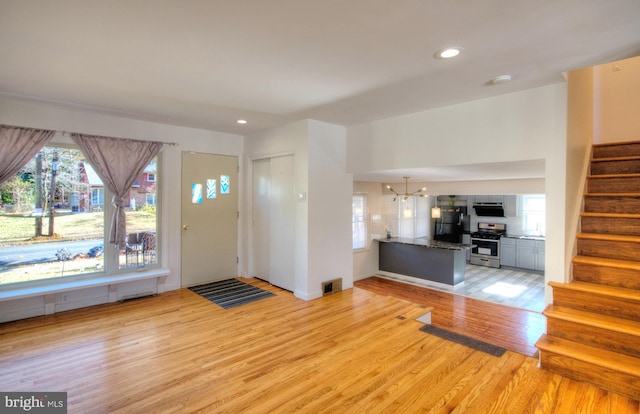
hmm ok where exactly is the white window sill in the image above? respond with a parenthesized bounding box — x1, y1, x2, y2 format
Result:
(0, 268, 170, 302)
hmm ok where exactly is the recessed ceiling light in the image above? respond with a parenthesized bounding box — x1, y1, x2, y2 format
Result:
(434, 46, 465, 60)
(490, 75, 512, 84)
(237, 119, 247, 124)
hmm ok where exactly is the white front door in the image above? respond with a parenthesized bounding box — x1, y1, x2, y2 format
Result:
(181, 152, 238, 287)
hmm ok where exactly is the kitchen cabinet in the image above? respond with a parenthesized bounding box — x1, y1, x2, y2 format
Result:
(503, 195, 518, 217)
(473, 195, 504, 204)
(516, 239, 545, 271)
(535, 242, 545, 271)
(500, 237, 517, 267)
(462, 234, 471, 262)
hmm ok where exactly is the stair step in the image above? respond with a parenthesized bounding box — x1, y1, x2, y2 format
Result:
(593, 141, 640, 159)
(588, 173, 640, 194)
(572, 255, 640, 289)
(549, 281, 640, 321)
(580, 212, 640, 236)
(543, 305, 640, 358)
(576, 233, 640, 262)
(536, 334, 640, 400)
(583, 192, 640, 214)
(591, 156, 640, 175)
(587, 173, 640, 193)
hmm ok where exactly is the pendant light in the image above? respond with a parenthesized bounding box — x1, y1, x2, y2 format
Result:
(431, 195, 441, 218)
(385, 177, 426, 202)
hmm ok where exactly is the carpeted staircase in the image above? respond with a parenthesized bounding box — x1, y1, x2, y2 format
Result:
(536, 140, 640, 400)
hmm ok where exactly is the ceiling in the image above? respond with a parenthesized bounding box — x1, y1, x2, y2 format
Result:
(1, 1, 639, 183)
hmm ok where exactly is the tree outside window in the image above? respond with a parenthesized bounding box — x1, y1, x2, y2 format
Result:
(0, 146, 159, 285)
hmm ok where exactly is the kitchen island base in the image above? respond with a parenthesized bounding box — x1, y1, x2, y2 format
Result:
(378, 239, 467, 285)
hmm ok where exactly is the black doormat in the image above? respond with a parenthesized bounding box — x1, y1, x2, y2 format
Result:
(189, 279, 276, 309)
(419, 324, 507, 357)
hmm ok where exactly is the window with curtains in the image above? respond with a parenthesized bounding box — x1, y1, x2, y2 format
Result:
(0, 145, 159, 286)
(352, 194, 367, 249)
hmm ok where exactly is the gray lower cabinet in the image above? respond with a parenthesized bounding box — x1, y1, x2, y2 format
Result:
(500, 237, 517, 267)
(515, 239, 545, 271)
(535, 242, 545, 271)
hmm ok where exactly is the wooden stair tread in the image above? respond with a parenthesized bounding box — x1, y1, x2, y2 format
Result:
(584, 192, 640, 197)
(593, 140, 640, 148)
(548, 281, 640, 302)
(580, 212, 640, 219)
(588, 173, 640, 179)
(544, 305, 640, 335)
(591, 155, 640, 162)
(573, 255, 640, 271)
(536, 334, 640, 376)
(576, 232, 640, 243)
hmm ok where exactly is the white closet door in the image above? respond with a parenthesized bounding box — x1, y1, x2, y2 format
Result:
(251, 155, 295, 291)
(252, 158, 271, 281)
(268, 155, 295, 291)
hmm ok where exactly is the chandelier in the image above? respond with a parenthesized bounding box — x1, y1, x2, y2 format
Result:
(385, 176, 426, 202)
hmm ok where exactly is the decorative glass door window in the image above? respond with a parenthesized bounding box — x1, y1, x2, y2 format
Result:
(220, 175, 230, 194)
(206, 179, 217, 199)
(192, 183, 203, 204)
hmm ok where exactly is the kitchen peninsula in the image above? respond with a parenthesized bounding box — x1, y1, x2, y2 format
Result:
(377, 237, 472, 285)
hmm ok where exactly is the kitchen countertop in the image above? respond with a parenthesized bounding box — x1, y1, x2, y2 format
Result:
(377, 237, 473, 251)
(503, 234, 546, 241)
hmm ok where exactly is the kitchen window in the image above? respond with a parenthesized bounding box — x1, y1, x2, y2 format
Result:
(522, 194, 545, 235)
(397, 196, 429, 239)
(352, 194, 367, 249)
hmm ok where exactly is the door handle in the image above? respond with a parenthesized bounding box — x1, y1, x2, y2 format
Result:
(183, 225, 189, 230)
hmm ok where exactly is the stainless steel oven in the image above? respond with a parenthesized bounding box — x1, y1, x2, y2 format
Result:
(470, 223, 506, 269)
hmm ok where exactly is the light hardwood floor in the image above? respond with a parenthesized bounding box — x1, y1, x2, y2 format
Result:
(1, 279, 638, 413)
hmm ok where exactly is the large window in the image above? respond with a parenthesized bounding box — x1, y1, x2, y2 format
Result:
(352, 194, 367, 249)
(0, 145, 159, 286)
(522, 195, 545, 235)
(397, 196, 429, 239)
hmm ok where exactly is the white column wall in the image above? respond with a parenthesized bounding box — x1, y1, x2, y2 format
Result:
(307, 120, 352, 298)
(243, 120, 309, 298)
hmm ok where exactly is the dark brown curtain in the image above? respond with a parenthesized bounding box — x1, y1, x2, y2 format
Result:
(71, 133, 163, 249)
(0, 124, 55, 185)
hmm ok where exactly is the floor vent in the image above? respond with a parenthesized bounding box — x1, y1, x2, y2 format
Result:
(322, 278, 343, 296)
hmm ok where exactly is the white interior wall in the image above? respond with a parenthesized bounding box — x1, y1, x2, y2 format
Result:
(243, 119, 350, 300)
(565, 67, 595, 283)
(307, 120, 352, 297)
(347, 84, 565, 173)
(0, 94, 243, 318)
(594, 55, 640, 144)
(347, 83, 569, 304)
(243, 120, 310, 297)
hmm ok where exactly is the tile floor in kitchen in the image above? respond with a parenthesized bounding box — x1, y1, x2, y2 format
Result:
(378, 264, 546, 312)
